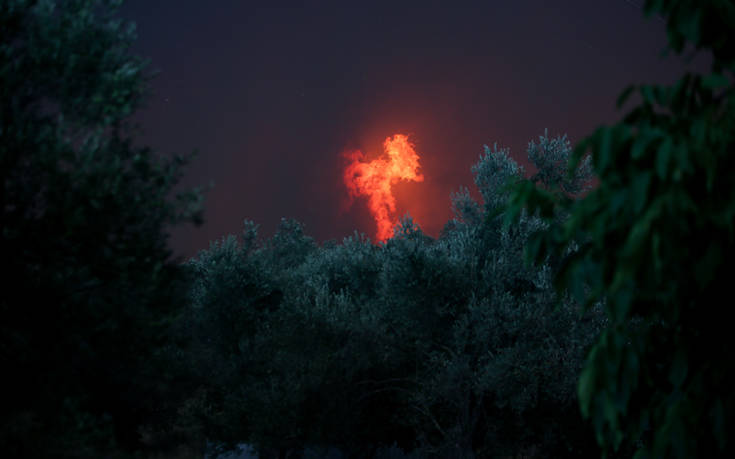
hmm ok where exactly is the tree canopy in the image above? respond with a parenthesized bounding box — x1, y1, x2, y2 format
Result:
(507, 0, 735, 456)
(184, 131, 601, 458)
(1, 0, 202, 456)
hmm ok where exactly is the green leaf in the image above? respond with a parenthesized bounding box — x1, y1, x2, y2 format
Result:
(677, 7, 701, 44)
(641, 85, 656, 105)
(524, 231, 546, 265)
(596, 128, 614, 175)
(689, 118, 708, 150)
(630, 171, 652, 214)
(616, 85, 636, 109)
(578, 362, 596, 418)
(623, 215, 650, 261)
(643, 0, 665, 16)
(630, 130, 658, 160)
(610, 189, 627, 214)
(568, 259, 589, 304)
(701, 72, 729, 90)
(571, 137, 590, 171)
(610, 286, 633, 323)
(656, 137, 673, 179)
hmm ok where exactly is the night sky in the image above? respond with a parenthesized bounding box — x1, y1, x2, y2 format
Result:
(118, 0, 709, 258)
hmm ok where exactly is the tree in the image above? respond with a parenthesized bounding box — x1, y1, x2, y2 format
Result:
(186, 132, 603, 458)
(1, 0, 202, 456)
(507, 0, 735, 456)
(411, 134, 599, 458)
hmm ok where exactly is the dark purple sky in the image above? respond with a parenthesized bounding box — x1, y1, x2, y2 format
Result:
(118, 0, 709, 258)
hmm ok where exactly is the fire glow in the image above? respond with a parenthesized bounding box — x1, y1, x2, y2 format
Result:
(343, 134, 424, 241)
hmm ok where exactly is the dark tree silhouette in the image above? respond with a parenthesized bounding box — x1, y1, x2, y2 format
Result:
(508, 0, 735, 456)
(1, 1, 203, 456)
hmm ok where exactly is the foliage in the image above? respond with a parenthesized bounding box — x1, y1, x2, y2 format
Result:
(471, 143, 524, 213)
(186, 133, 603, 458)
(1, 0, 203, 456)
(527, 129, 592, 196)
(506, 0, 735, 456)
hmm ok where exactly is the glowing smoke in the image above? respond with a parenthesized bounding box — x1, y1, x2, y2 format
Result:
(343, 134, 424, 241)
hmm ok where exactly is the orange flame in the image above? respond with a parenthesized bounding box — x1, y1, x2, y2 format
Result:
(343, 134, 424, 241)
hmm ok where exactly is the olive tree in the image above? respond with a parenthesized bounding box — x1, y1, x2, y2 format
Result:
(1, 1, 202, 455)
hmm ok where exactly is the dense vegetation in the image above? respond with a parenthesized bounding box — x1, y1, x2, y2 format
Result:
(184, 137, 601, 458)
(1, 0, 203, 456)
(507, 1, 735, 457)
(2, 0, 733, 457)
